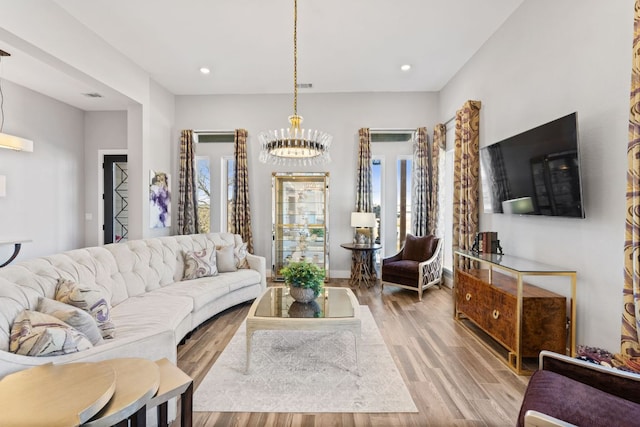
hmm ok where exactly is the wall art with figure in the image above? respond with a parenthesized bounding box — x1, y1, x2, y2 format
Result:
(150, 170, 171, 228)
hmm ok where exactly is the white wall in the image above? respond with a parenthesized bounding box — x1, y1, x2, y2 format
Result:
(84, 111, 127, 247)
(0, 80, 85, 261)
(439, 0, 634, 351)
(146, 79, 176, 239)
(175, 91, 438, 277)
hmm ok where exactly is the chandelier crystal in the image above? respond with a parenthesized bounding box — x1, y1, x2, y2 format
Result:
(258, 0, 332, 165)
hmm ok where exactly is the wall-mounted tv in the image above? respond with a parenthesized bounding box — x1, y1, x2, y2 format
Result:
(480, 112, 585, 218)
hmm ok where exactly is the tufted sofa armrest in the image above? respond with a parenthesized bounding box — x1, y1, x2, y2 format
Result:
(246, 253, 267, 291)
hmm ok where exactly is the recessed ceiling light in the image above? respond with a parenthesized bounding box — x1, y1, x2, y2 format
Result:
(200, 67, 211, 75)
(400, 64, 411, 72)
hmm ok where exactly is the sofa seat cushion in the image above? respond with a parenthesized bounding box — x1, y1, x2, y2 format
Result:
(110, 293, 193, 339)
(152, 269, 261, 312)
(517, 369, 640, 427)
(382, 260, 420, 287)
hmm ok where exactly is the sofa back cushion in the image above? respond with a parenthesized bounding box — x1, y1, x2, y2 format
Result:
(402, 234, 438, 262)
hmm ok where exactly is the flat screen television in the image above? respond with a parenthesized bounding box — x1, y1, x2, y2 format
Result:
(480, 112, 585, 218)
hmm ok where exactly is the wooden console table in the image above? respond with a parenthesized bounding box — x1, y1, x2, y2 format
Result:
(340, 243, 382, 288)
(453, 249, 576, 375)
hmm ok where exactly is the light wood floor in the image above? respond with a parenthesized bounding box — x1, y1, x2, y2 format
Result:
(176, 280, 529, 426)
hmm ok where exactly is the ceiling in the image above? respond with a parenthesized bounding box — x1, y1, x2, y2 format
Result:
(1, 0, 524, 110)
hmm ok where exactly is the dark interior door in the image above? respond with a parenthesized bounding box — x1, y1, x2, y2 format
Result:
(103, 155, 128, 244)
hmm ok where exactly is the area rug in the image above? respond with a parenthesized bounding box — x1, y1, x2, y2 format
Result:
(193, 306, 418, 413)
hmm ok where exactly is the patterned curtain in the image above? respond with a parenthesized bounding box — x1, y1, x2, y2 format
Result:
(620, 1, 640, 360)
(452, 101, 481, 264)
(177, 130, 199, 235)
(428, 124, 446, 237)
(356, 128, 372, 212)
(411, 127, 429, 236)
(231, 129, 254, 253)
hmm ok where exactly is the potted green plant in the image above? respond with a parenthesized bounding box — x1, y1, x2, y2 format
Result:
(280, 261, 325, 303)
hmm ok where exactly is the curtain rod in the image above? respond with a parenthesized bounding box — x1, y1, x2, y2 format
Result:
(369, 128, 416, 133)
(193, 130, 235, 134)
(443, 116, 455, 127)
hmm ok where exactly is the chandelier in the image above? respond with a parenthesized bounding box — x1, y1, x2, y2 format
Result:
(258, 0, 332, 165)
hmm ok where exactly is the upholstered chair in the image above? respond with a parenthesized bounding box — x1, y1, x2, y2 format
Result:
(381, 234, 443, 301)
(518, 351, 640, 427)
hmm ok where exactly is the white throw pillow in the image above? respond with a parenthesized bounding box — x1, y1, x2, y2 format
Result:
(10, 310, 93, 356)
(216, 245, 237, 273)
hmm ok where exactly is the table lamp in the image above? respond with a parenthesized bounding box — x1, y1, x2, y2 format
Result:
(351, 212, 376, 246)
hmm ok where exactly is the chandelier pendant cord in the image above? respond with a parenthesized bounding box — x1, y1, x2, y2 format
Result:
(0, 55, 4, 133)
(257, 0, 332, 165)
(293, 0, 298, 117)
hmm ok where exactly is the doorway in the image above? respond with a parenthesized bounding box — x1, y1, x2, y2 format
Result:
(103, 155, 128, 244)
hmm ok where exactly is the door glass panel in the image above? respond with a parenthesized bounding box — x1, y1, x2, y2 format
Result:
(113, 162, 128, 243)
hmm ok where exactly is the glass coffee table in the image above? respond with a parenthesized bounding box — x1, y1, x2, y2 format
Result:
(245, 286, 361, 373)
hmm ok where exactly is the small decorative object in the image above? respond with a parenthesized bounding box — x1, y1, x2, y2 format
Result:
(471, 231, 503, 254)
(280, 261, 325, 303)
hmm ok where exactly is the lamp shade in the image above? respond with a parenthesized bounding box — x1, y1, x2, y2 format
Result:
(350, 212, 376, 228)
(0, 175, 5, 197)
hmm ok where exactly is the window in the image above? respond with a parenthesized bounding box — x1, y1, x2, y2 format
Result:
(397, 157, 412, 251)
(370, 131, 413, 257)
(194, 132, 235, 233)
(196, 157, 211, 233)
(224, 157, 235, 233)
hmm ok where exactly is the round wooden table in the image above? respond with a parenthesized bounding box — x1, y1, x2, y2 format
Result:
(0, 362, 116, 426)
(83, 358, 160, 426)
(0, 358, 161, 427)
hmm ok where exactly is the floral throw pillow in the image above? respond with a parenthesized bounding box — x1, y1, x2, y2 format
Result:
(234, 242, 250, 269)
(183, 246, 218, 280)
(10, 310, 93, 356)
(55, 278, 116, 339)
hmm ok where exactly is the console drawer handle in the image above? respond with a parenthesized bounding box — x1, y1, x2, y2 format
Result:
(492, 309, 500, 319)
(465, 293, 472, 301)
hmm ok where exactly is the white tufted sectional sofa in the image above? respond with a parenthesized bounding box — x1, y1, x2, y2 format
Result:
(0, 232, 266, 379)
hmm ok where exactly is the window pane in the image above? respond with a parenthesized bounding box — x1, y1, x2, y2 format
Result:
(196, 157, 211, 233)
(226, 158, 235, 232)
(397, 158, 412, 250)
